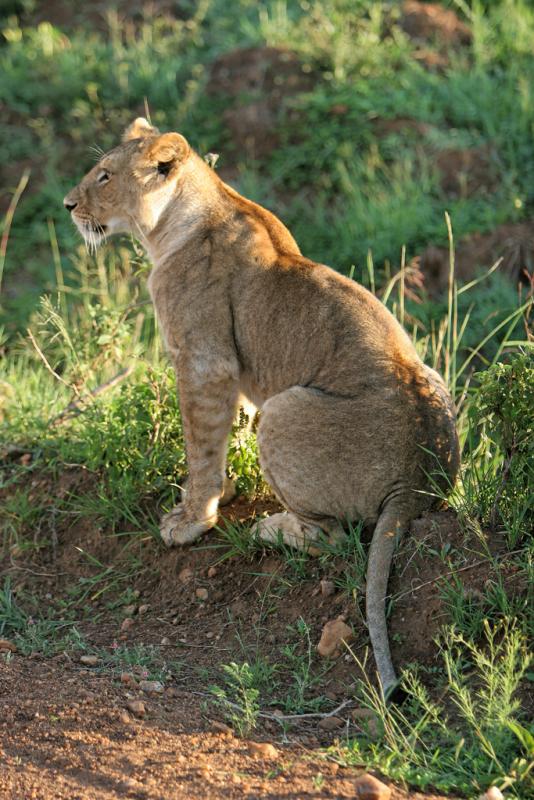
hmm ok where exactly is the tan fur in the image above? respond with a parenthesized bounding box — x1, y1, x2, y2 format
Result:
(64, 119, 460, 693)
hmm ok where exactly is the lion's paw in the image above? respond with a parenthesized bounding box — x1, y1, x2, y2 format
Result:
(159, 506, 210, 547)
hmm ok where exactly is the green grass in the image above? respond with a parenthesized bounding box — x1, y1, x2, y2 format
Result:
(1, 1, 533, 797)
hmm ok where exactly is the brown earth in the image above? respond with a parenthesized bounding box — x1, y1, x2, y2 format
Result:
(1, 462, 522, 799)
(208, 46, 317, 163)
(399, 1, 472, 70)
(418, 220, 534, 292)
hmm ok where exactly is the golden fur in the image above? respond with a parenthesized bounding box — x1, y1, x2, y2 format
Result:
(64, 119, 460, 693)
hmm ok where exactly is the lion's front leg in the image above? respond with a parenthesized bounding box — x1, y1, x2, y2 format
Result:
(160, 361, 239, 547)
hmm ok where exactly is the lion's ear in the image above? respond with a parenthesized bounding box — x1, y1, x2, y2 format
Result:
(145, 132, 190, 174)
(122, 117, 160, 142)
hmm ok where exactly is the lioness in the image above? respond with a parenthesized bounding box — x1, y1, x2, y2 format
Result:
(64, 118, 459, 693)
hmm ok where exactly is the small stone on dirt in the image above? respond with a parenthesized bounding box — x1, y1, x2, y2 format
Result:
(248, 741, 279, 759)
(320, 579, 335, 597)
(123, 604, 136, 616)
(126, 700, 146, 718)
(0, 639, 17, 652)
(138, 604, 150, 615)
(160, 636, 171, 645)
(121, 617, 134, 632)
(317, 715, 344, 731)
(79, 654, 99, 666)
(352, 708, 380, 738)
(119, 710, 132, 724)
(120, 672, 136, 685)
(195, 587, 209, 601)
(139, 680, 164, 694)
(317, 617, 354, 658)
(207, 565, 218, 578)
(211, 720, 233, 735)
(354, 773, 391, 800)
(179, 567, 194, 583)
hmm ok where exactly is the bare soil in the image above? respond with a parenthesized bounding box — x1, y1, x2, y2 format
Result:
(0, 466, 512, 798)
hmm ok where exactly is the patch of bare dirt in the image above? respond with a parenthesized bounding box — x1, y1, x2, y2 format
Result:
(435, 145, 497, 198)
(208, 47, 317, 162)
(0, 658, 460, 800)
(418, 220, 534, 292)
(400, 1, 471, 47)
(398, 1, 472, 71)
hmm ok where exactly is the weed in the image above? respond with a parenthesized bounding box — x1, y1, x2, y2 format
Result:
(209, 661, 261, 736)
(344, 622, 533, 798)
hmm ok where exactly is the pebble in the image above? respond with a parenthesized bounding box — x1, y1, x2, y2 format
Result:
(138, 604, 150, 615)
(317, 617, 354, 658)
(207, 566, 218, 578)
(248, 741, 279, 759)
(79, 654, 99, 667)
(120, 672, 136, 686)
(121, 618, 134, 633)
(195, 587, 208, 601)
(139, 680, 164, 694)
(123, 604, 136, 616)
(317, 715, 344, 731)
(179, 567, 194, 583)
(320, 579, 335, 597)
(160, 637, 171, 646)
(119, 710, 132, 724)
(479, 789, 504, 800)
(352, 708, 380, 738)
(126, 700, 146, 718)
(0, 639, 17, 652)
(354, 773, 391, 800)
(211, 720, 233, 735)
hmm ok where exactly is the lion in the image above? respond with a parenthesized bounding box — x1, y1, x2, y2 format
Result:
(64, 118, 460, 694)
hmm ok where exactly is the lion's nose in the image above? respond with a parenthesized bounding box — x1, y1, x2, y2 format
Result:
(63, 199, 77, 212)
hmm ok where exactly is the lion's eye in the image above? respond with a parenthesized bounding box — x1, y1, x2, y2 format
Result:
(97, 170, 110, 184)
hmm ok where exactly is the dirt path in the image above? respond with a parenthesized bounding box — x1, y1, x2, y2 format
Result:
(0, 657, 457, 800)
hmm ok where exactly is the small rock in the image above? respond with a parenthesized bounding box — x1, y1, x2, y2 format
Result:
(354, 773, 391, 800)
(138, 604, 150, 615)
(248, 741, 279, 759)
(119, 710, 132, 724)
(352, 708, 380, 738)
(320, 579, 335, 597)
(479, 789, 504, 800)
(79, 654, 99, 667)
(207, 566, 218, 578)
(160, 636, 171, 645)
(0, 639, 17, 652)
(211, 720, 233, 735)
(317, 716, 344, 731)
(206, 631, 214, 639)
(195, 587, 208, 601)
(139, 680, 164, 694)
(179, 567, 194, 583)
(123, 604, 136, 616)
(317, 617, 354, 658)
(120, 672, 136, 686)
(121, 617, 134, 633)
(126, 700, 146, 718)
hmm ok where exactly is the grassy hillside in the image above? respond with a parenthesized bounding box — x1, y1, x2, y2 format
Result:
(0, 2, 533, 798)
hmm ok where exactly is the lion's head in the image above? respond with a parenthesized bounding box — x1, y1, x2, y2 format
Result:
(63, 118, 191, 250)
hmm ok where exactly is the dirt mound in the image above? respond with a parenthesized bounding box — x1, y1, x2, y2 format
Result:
(419, 220, 534, 292)
(208, 46, 316, 161)
(436, 145, 497, 198)
(400, 1, 472, 47)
